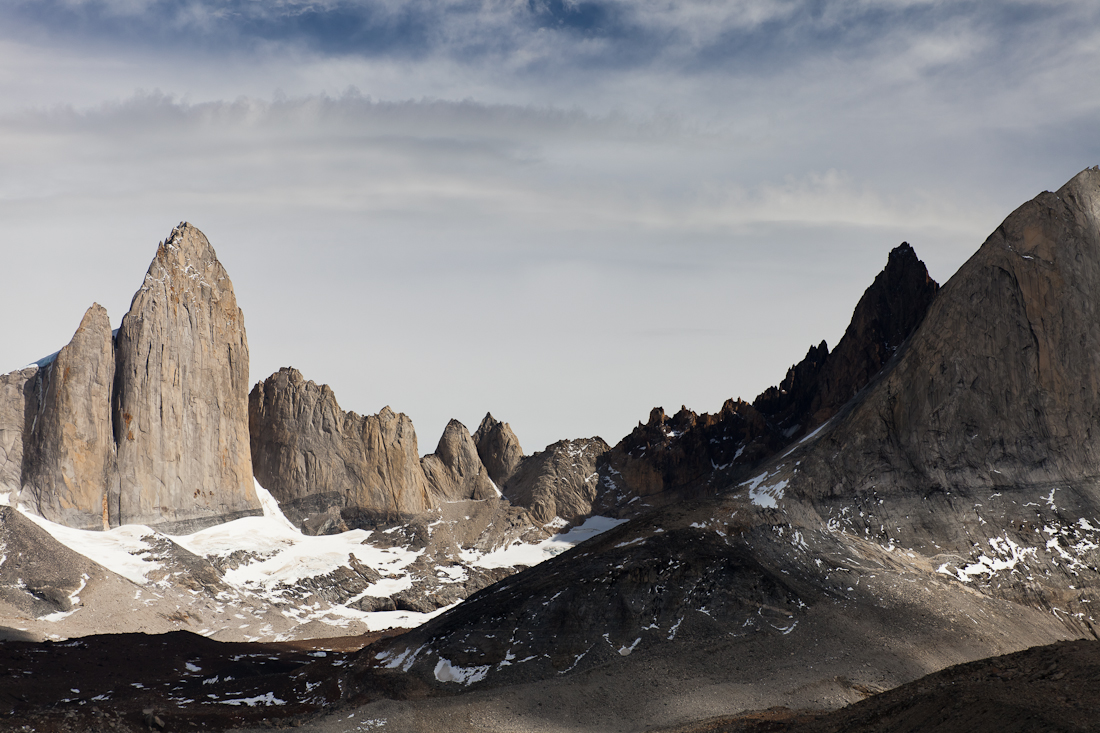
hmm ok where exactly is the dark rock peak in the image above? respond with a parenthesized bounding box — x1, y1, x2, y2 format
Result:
(753, 340, 829, 416)
(473, 413, 524, 486)
(793, 165, 1100, 503)
(753, 241, 940, 433)
(593, 242, 939, 517)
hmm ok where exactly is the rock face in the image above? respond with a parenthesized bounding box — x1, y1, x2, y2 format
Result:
(0, 367, 36, 493)
(21, 305, 115, 530)
(249, 368, 508, 534)
(421, 420, 499, 502)
(473, 414, 524, 486)
(1, 223, 260, 532)
(501, 436, 610, 525)
(793, 166, 1100, 507)
(249, 367, 433, 534)
(111, 223, 259, 532)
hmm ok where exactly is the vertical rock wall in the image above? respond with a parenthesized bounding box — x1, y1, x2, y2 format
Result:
(2, 223, 260, 532)
(111, 223, 259, 532)
(249, 367, 433, 534)
(21, 305, 115, 530)
(0, 367, 36, 494)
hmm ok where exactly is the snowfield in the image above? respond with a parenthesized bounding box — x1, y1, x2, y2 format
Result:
(1, 480, 627, 641)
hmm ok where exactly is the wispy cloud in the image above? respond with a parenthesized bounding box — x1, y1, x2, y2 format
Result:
(1, 0, 1099, 449)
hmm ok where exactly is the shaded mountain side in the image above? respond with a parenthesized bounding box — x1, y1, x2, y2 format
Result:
(661, 639, 1100, 733)
(344, 169, 1100, 717)
(593, 242, 939, 517)
(0, 506, 111, 619)
(751, 167, 1100, 621)
(349, 488, 1080, 701)
(1, 223, 261, 532)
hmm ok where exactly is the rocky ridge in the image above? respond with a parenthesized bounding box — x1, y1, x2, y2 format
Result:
(248, 367, 434, 534)
(250, 369, 517, 535)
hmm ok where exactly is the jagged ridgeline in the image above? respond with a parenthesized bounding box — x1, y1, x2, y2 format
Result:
(0, 220, 946, 540)
(347, 168, 1100, 706)
(1, 223, 260, 532)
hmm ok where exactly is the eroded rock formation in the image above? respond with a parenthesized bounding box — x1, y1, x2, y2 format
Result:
(1, 223, 260, 532)
(421, 420, 498, 502)
(473, 413, 524, 486)
(250, 368, 512, 533)
(111, 223, 259, 532)
(501, 436, 610, 525)
(248, 367, 433, 534)
(21, 305, 115, 530)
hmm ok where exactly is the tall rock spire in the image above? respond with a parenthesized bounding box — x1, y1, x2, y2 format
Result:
(111, 223, 259, 532)
(21, 304, 115, 529)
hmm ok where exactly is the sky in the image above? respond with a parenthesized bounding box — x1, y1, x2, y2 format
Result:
(1, 0, 1098, 453)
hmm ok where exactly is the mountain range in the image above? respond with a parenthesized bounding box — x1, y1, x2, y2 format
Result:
(2, 168, 1100, 731)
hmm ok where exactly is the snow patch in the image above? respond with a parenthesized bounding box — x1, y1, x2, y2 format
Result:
(434, 658, 490, 685)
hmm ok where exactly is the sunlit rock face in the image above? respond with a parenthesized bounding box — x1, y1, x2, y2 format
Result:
(249, 366, 434, 535)
(111, 223, 260, 532)
(21, 304, 115, 530)
(473, 413, 524, 486)
(4, 223, 261, 532)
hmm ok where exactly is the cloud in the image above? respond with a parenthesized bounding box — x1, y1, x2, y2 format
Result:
(1, 0, 1099, 450)
(5, 0, 1097, 77)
